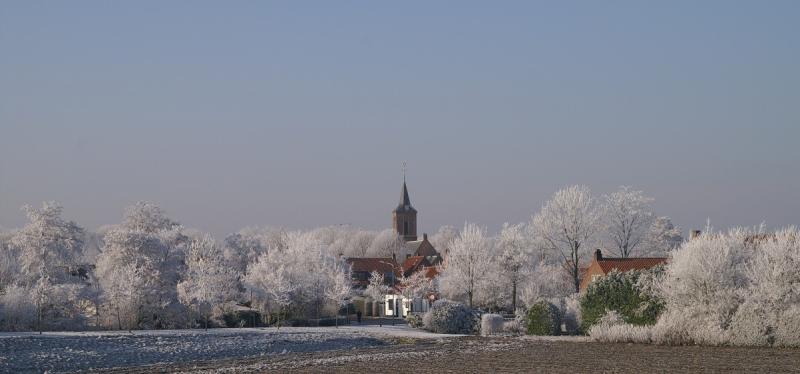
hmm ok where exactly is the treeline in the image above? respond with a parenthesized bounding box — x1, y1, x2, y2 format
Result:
(0, 185, 683, 331)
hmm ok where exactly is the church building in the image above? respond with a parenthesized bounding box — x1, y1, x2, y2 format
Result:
(345, 175, 443, 318)
(392, 178, 443, 266)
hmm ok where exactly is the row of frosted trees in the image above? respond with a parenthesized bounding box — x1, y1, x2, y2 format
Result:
(438, 185, 683, 311)
(0, 184, 682, 331)
(0, 202, 357, 331)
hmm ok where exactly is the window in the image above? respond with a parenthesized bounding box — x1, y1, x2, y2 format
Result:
(404, 221, 408, 234)
(387, 298, 394, 310)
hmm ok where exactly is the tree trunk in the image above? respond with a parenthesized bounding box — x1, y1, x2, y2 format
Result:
(512, 280, 517, 312)
(116, 306, 122, 331)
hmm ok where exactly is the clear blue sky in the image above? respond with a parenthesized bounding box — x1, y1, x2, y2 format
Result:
(1, 1, 798, 237)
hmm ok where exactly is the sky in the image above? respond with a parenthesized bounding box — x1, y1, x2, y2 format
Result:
(1, 1, 798, 238)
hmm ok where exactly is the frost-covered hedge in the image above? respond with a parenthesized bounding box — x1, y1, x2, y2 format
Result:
(526, 300, 560, 336)
(480, 313, 504, 336)
(422, 300, 477, 334)
(588, 228, 800, 347)
(580, 267, 664, 332)
(589, 311, 652, 343)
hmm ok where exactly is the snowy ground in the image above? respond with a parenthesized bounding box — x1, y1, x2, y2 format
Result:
(0, 325, 461, 373)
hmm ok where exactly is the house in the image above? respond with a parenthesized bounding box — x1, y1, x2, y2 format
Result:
(346, 257, 401, 288)
(345, 257, 401, 317)
(580, 249, 668, 292)
(402, 233, 443, 265)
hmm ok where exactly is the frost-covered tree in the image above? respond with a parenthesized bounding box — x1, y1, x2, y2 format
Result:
(735, 228, 800, 346)
(496, 223, 532, 311)
(439, 222, 493, 308)
(99, 262, 144, 331)
(0, 284, 37, 331)
(518, 262, 575, 307)
(95, 202, 187, 329)
(365, 270, 391, 319)
(430, 225, 458, 257)
(178, 235, 239, 329)
(601, 186, 654, 258)
(532, 185, 600, 293)
(348, 231, 375, 257)
(322, 257, 352, 327)
(11, 202, 85, 284)
(246, 260, 296, 327)
(4, 203, 89, 331)
(223, 230, 268, 277)
(368, 229, 406, 258)
(0, 233, 19, 291)
(640, 216, 683, 256)
(244, 232, 349, 325)
(654, 229, 750, 345)
(400, 269, 433, 301)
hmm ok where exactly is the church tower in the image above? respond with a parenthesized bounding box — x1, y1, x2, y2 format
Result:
(392, 175, 417, 242)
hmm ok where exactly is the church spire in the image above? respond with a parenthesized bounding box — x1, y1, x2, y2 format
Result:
(396, 162, 415, 212)
(399, 180, 412, 208)
(393, 162, 417, 241)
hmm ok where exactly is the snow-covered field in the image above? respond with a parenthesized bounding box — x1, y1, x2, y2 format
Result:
(0, 326, 458, 373)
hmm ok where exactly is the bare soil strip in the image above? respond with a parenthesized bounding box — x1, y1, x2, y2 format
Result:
(102, 337, 800, 373)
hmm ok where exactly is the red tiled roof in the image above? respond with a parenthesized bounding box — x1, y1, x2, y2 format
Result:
(597, 257, 668, 273)
(423, 266, 440, 279)
(402, 256, 425, 274)
(346, 257, 401, 275)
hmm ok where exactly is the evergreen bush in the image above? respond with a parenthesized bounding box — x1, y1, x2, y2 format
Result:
(526, 300, 560, 336)
(422, 300, 476, 334)
(580, 268, 664, 332)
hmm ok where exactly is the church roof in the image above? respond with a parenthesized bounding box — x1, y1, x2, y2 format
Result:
(404, 240, 423, 255)
(346, 257, 401, 276)
(394, 181, 417, 213)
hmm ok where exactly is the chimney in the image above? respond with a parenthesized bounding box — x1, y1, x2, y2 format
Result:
(594, 249, 602, 261)
(690, 230, 702, 240)
(423, 233, 428, 241)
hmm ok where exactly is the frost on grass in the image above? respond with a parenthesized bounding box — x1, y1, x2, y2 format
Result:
(0, 328, 386, 373)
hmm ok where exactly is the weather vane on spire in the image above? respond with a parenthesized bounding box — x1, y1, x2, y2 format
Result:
(402, 161, 407, 182)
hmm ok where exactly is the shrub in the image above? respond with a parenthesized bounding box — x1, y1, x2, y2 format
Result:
(286, 319, 311, 327)
(728, 300, 772, 346)
(590, 323, 653, 343)
(223, 310, 263, 327)
(588, 310, 653, 344)
(580, 268, 664, 332)
(650, 309, 730, 346)
(503, 319, 524, 334)
(0, 285, 36, 331)
(480, 313, 504, 336)
(774, 306, 800, 348)
(526, 300, 560, 336)
(652, 228, 800, 347)
(406, 313, 424, 329)
(562, 295, 582, 335)
(317, 317, 348, 327)
(422, 300, 476, 334)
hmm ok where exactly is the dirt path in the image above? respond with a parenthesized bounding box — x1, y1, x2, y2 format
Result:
(106, 336, 800, 373)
